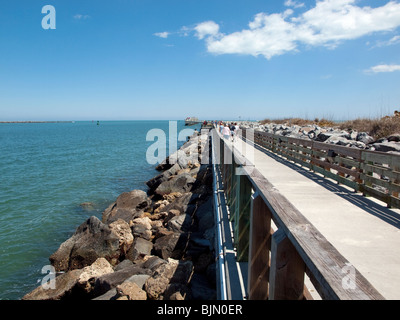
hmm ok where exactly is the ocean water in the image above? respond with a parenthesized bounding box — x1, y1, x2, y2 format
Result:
(0, 120, 199, 300)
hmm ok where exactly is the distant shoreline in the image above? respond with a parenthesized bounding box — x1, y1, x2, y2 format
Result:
(0, 121, 74, 124)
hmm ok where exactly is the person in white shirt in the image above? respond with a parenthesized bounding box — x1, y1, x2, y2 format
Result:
(222, 123, 231, 140)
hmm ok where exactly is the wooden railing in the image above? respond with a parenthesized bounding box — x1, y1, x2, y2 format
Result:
(210, 129, 385, 300)
(241, 129, 400, 209)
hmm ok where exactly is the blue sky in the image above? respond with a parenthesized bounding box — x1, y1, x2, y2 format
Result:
(0, 0, 400, 121)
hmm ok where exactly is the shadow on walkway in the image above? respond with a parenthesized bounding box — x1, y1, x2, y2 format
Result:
(251, 142, 400, 230)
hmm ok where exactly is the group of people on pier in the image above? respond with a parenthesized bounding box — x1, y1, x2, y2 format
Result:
(214, 121, 240, 142)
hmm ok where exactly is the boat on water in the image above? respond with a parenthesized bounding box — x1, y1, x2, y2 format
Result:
(185, 117, 200, 126)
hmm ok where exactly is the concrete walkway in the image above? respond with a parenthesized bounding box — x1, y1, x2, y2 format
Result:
(231, 136, 400, 300)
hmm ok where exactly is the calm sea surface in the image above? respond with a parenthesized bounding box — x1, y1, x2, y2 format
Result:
(0, 120, 199, 300)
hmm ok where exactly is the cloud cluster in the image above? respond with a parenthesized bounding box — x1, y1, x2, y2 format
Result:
(154, 31, 170, 39)
(372, 35, 400, 48)
(190, 0, 400, 59)
(284, 0, 305, 9)
(365, 64, 400, 73)
(73, 14, 90, 20)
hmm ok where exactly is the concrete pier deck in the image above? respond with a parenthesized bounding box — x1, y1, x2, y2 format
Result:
(230, 136, 400, 299)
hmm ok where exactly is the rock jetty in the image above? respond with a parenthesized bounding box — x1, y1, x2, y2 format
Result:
(240, 121, 400, 154)
(23, 131, 217, 300)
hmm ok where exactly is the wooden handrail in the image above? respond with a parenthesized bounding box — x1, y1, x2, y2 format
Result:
(211, 129, 385, 300)
(240, 128, 400, 209)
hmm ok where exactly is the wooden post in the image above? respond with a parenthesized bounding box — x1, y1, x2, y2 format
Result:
(235, 173, 252, 261)
(225, 144, 232, 206)
(269, 229, 306, 300)
(393, 164, 399, 199)
(248, 192, 272, 300)
(229, 160, 239, 218)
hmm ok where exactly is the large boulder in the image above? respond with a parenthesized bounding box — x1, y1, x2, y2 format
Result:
(49, 216, 121, 272)
(144, 258, 193, 300)
(372, 142, 400, 153)
(109, 219, 134, 256)
(22, 269, 84, 300)
(23, 258, 114, 300)
(126, 237, 153, 261)
(116, 282, 147, 300)
(130, 217, 152, 241)
(161, 192, 196, 216)
(315, 131, 346, 142)
(146, 163, 181, 192)
(155, 173, 195, 196)
(357, 132, 375, 145)
(122, 274, 151, 290)
(153, 233, 188, 260)
(94, 264, 151, 296)
(77, 258, 115, 294)
(102, 190, 151, 224)
(167, 214, 192, 233)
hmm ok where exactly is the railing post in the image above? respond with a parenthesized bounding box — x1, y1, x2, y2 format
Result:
(225, 146, 234, 206)
(248, 191, 272, 300)
(269, 229, 306, 300)
(234, 172, 252, 262)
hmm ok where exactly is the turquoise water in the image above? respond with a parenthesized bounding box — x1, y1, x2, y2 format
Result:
(0, 120, 199, 300)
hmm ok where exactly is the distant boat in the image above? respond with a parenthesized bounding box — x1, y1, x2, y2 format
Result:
(185, 117, 200, 126)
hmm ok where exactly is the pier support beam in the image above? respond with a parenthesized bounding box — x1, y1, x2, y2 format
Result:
(248, 192, 271, 300)
(235, 174, 252, 262)
(269, 229, 305, 300)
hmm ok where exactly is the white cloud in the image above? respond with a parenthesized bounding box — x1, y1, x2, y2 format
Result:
(284, 0, 305, 8)
(192, 0, 400, 59)
(194, 21, 220, 40)
(154, 32, 170, 39)
(365, 64, 400, 73)
(73, 14, 90, 20)
(373, 35, 400, 47)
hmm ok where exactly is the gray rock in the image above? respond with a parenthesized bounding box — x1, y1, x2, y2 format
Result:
(127, 237, 153, 261)
(103, 190, 151, 224)
(167, 214, 192, 233)
(92, 288, 118, 300)
(316, 131, 350, 142)
(114, 259, 134, 272)
(142, 256, 167, 271)
(144, 258, 193, 300)
(49, 216, 121, 272)
(153, 233, 188, 260)
(123, 274, 151, 289)
(22, 269, 84, 300)
(155, 173, 195, 196)
(146, 163, 182, 192)
(131, 217, 152, 240)
(372, 142, 400, 153)
(388, 134, 400, 142)
(325, 136, 351, 146)
(116, 282, 147, 300)
(162, 192, 196, 216)
(94, 265, 151, 296)
(356, 132, 374, 144)
(23, 258, 114, 300)
(109, 219, 134, 256)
